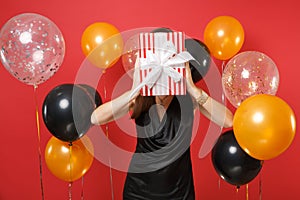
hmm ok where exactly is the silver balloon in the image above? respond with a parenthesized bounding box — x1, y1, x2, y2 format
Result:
(222, 51, 279, 108)
(0, 13, 65, 86)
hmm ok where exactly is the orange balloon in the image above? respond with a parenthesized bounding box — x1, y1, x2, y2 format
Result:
(45, 136, 94, 182)
(233, 94, 296, 160)
(204, 16, 244, 60)
(81, 22, 123, 69)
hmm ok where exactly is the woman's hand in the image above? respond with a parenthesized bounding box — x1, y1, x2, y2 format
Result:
(185, 62, 202, 99)
(185, 62, 195, 93)
(129, 57, 141, 101)
(184, 62, 233, 128)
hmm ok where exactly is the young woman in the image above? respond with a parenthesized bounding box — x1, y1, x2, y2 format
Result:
(91, 62, 233, 199)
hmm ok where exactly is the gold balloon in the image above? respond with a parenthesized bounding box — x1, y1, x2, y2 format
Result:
(204, 16, 244, 60)
(233, 94, 296, 160)
(45, 136, 94, 182)
(81, 22, 123, 69)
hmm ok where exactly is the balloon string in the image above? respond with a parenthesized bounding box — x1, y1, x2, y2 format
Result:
(69, 143, 73, 180)
(69, 142, 73, 200)
(103, 70, 114, 200)
(109, 165, 115, 200)
(68, 182, 73, 200)
(106, 125, 114, 200)
(81, 176, 85, 200)
(218, 178, 221, 189)
(33, 85, 45, 200)
(221, 60, 226, 104)
(246, 184, 249, 200)
(219, 60, 226, 143)
(103, 70, 107, 100)
(235, 186, 240, 200)
(259, 173, 262, 200)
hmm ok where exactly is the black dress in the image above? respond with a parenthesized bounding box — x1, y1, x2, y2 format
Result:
(123, 95, 195, 200)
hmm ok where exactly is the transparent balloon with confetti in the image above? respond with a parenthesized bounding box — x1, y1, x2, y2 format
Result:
(222, 51, 279, 107)
(0, 13, 65, 86)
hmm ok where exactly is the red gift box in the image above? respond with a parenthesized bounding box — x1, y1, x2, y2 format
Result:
(137, 31, 187, 96)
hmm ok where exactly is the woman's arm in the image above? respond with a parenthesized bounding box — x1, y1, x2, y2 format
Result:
(91, 59, 141, 125)
(185, 63, 233, 128)
(90, 90, 138, 125)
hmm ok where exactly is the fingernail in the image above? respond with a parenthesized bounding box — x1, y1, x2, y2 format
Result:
(91, 112, 98, 125)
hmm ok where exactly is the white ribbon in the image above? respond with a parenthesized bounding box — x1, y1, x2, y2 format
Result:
(130, 41, 195, 98)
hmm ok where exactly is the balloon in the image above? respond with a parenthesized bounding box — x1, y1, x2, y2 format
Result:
(121, 34, 139, 78)
(81, 22, 123, 69)
(233, 94, 296, 160)
(42, 84, 102, 142)
(211, 130, 263, 187)
(222, 51, 279, 107)
(45, 136, 94, 182)
(0, 13, 65, 86)
(78, 84, 103, 107)
(185, 38, 211, 83)
(204, 16, 244, 60)
(151, 27, 173, 33)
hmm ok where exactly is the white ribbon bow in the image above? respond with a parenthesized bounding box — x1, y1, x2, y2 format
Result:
(130, 41, 195, 98)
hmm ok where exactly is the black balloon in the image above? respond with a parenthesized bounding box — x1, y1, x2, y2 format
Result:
(78, 84, 102, 108)
(185, 38, 211, 83)
(42, 84, 102, 142)
(211, 130, 263, 187)
(150, 29, 210, 83)
(151, 27, 173, 33)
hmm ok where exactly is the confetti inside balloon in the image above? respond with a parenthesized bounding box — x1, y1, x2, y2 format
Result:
(222, 51, 279, 107)
(0, 13, 65, 86)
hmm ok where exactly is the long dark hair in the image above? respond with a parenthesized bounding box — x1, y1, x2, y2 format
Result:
(131, 95, 155, 119)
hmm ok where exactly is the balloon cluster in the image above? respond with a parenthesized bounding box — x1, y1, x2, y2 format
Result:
(0, 13, 105, 183)
(203, 15, 296, 187)
(42, 83, 102, 182)
(212, 94, 295, 187)
(1, 12, 296, 187)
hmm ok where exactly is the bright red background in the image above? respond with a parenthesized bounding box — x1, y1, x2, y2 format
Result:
(0, 0, 299, 199)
